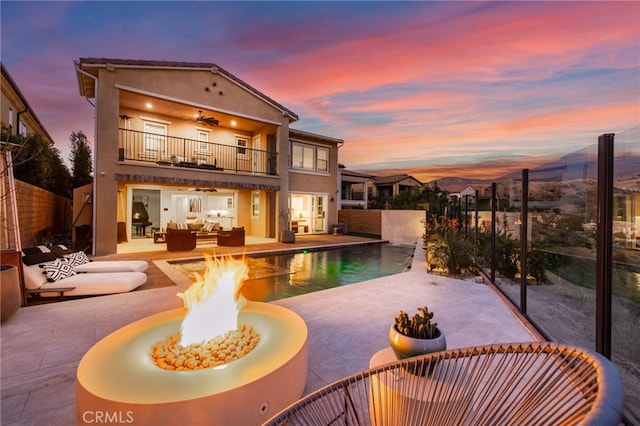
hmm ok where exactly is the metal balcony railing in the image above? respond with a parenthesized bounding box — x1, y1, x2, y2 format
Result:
(341, 190, 366, 201)
(118, 128, 278, 176)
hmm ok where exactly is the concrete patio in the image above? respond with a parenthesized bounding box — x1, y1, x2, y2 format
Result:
(1, 237, 537, 425)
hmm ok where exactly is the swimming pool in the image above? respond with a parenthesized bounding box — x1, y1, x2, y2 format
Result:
(171, 243, 415, 302)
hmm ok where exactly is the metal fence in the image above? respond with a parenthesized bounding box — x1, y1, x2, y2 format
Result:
(118, 128, 278, 175)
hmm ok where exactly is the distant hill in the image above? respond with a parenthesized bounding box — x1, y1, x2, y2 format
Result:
(429, 147, 639, 192)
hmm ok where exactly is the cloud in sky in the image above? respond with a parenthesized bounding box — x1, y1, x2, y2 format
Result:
(1, 1, 638, 181)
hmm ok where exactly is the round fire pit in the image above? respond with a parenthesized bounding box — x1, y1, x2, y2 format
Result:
(76, 302, 307, 425)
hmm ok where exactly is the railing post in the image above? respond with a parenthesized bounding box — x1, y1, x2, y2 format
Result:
(491, 182, 497, 284)
(520, 169, 529, 314)
(596, 133, 615, 358)
(474, 189, 479, 249)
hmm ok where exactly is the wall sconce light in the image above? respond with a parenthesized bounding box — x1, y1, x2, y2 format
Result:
(218, 90, 224, 95)
(330, 197, 335, 202)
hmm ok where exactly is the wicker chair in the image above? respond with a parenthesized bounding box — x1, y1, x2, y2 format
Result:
(263, 342, 624, 426)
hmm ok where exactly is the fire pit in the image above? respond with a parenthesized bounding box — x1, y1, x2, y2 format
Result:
(76, 257, 308, 425)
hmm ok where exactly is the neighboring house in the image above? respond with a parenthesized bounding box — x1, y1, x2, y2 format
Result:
(1, 63, 57, 253)
(338, 166, 372, 209)
(1, 63, 53, 143)
(370, 174, 422, 199)
(74, 58, 342, 255)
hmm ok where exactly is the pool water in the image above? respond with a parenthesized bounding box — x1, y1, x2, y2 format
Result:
(172, 243, 415, 302)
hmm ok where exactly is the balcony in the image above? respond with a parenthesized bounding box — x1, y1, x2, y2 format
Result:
(341, 190, 366, 201)
(118, 128, 278, 176)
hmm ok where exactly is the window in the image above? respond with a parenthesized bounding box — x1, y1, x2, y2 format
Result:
(143, 122, 167, 153)
(251, 191, 260, 218)
(196, 129, 210, 153)
(8, 108, 13, 132)
(236, 137, 248, 157)
(316, 147, 329, 172)
(291, 142, 329, 172)
(18, 119, 27, 137)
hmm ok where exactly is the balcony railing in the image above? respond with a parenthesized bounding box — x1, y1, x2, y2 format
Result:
(341, 190, 366, 201)
(118, 128, 278, 176)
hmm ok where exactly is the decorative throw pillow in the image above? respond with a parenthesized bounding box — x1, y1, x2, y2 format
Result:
(43, 259, 77, 282)
(21, 247, 58, 266)
(50, 244, 74, 258)
(177, 223, 188, 230)
(201, 222, 213, 232)
(64, 251, 90, 267)
(188, 223, 202, 231)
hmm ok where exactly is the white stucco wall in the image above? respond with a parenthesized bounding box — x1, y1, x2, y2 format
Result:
(381, 210, 426, 245)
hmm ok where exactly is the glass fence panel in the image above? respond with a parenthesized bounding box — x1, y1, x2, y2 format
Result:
(612, 126, 639, 419)
(481, 177, 523, 310)
(525, 143, 598, 350)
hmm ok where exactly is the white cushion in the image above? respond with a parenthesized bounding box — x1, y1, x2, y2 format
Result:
(75, 260, 148, 273)
(38, 272, 147, 297)
(23, 264, 49, 290)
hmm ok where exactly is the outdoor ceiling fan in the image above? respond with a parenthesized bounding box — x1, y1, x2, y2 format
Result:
(195, 110, 219, 126)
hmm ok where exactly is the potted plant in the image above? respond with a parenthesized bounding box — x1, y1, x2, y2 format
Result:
(389, 306, 446, 360)
(279, 208, 295, 243)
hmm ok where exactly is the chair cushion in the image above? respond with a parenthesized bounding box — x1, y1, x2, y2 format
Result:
(23, 264, 50, 290)
(38, 272, 147, 297)
(75, 260, 148, 273)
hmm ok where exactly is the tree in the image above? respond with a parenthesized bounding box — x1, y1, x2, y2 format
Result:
(69, 131, 93, 189)
(7, 128, 71, 198)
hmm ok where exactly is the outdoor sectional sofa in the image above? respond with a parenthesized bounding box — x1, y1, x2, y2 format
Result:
(21, 245, 148, 298)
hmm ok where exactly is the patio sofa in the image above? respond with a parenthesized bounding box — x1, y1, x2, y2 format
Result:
(167, 220, 219, 244)
(21, 246, 148, 298)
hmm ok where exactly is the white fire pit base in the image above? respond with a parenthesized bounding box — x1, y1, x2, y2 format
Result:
(76, 302, 307, 425)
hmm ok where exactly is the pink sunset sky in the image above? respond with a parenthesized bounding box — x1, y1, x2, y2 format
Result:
(1, 1, 638, 182)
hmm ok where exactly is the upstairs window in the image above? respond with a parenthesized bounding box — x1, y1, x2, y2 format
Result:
(291, 142, 329, 173)
(236, 137, 248, 158)
(196, 129, 210, 153)
(316, 147, 329, 172)
(18, 119, 27, 137)
(143, 121, 167, 153)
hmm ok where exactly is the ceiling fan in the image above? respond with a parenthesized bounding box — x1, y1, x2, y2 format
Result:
(195, 110, 219, 126)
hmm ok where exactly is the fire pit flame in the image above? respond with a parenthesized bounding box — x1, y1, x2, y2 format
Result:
(177, 256, 248, 347)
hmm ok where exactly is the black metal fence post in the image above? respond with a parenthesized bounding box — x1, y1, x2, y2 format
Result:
(491, 182, 497, 284)
(596, 133, 615, 358)
(520, 169, 529, 314)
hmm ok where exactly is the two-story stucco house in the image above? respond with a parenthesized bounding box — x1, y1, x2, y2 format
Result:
(74, 58, 342, 255)
(1, 63, 54, 144)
